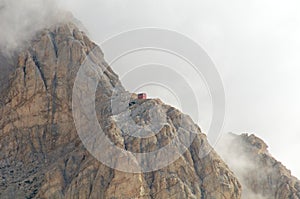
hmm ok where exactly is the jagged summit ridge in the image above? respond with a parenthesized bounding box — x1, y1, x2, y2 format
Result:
(217, 133, 300, 199)
(0, 21, 242, 198)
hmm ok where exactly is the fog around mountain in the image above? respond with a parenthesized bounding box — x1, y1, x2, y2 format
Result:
(0, 0, 299, 181)
(57, 0, 300, 178)
(0, 1, 300, 198)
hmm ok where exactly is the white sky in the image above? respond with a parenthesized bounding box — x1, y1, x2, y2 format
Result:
(58, 0, 300, 178)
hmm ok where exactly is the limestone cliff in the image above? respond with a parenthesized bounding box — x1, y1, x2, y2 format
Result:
(0, 22, 241, 198)
(217, 133, 300, 199)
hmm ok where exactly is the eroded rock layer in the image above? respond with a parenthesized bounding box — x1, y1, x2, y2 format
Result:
(0, 22, 241, 199)
(217, 133, 300, 199)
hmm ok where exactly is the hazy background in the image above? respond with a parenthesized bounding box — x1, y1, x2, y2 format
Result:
(1, 0, 299, 178)
(56, 0, 300, 178)
(0, 0, 60, 54)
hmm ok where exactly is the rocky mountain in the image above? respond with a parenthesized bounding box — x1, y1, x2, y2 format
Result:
(2, 17, 300, 199)
(0, 21, 242, 198)
(0, 52, 17, 96)
(217, 133, 300, 199)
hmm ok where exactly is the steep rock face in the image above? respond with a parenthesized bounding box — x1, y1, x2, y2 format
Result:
(0, 52, 17, 105)
(0, 22, 241, 198)
(217, 133, 300, 199)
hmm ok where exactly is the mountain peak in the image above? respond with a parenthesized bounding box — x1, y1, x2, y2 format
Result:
(2, 16, 299, 199)
(0, 20, 242, 198)
(217, 133, 300, 199)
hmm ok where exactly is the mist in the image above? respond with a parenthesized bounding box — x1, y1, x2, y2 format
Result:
(0, 0, 60, 98)
(56, 0, 300, 179)
(0, 0, 61, 55)
(1, 0, 300, 191)
(216, 134, 269, 199)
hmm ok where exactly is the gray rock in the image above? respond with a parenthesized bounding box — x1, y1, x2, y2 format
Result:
(0, 21, 241, 198)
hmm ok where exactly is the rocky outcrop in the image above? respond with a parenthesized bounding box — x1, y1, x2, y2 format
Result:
(0, 21, 241, 198)
(217, 133, 300, 199)
(0, 52, 17, 104)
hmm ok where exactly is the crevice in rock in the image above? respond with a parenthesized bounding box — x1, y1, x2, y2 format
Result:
(189, 142, 206, 199)
(200, 185, 206, 199)
(22, 56, 28, 87)
(123, 135, 129, 151)
(51, 72, 57, 126)
(32, 55, 47, 90)
(22, 66, 26, 86)
(144, 172, 155, 199)
(49, 32, 58, 58)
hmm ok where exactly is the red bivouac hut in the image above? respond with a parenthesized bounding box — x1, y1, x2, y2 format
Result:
(138, 93, 147, 99)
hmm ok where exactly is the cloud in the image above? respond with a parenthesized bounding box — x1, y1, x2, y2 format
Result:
(216, 133, 269, 199)
(57, 0, 300, 179)
(1, 0, 300, 182)
(0, 0, 61, 54)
